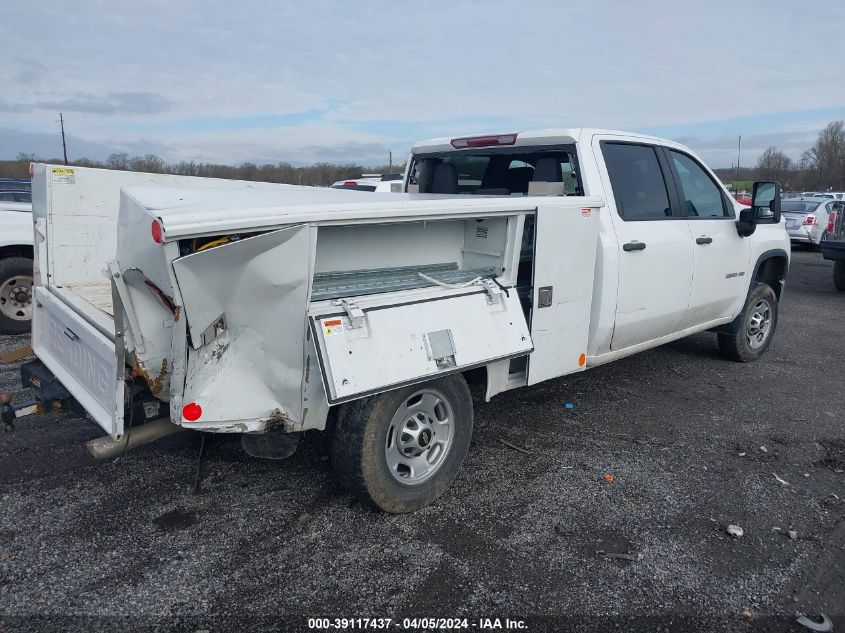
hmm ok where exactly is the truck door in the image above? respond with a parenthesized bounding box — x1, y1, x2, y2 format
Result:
(595, 139, 694, 351)
(664, 149, 751, 328)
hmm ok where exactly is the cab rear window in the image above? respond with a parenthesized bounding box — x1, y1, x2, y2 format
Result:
(409, 149, 581, 196)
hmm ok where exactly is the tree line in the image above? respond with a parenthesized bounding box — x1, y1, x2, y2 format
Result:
(2, 119, 844, 191)
(747, 121, 845, 191)
(0, 152, 400, 187)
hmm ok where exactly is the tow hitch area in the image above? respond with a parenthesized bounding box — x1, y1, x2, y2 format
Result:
(20, 359, 73, 412)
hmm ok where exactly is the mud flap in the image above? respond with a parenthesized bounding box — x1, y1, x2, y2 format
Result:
(172, 226, 312, 430)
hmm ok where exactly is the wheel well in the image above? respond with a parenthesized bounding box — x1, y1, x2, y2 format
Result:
(0, 245, 33, 260)
(755, 256, 787, 299)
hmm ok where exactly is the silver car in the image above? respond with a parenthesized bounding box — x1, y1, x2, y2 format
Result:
(782, 197, 838, 247)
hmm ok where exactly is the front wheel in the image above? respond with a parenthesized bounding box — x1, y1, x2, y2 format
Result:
(717, 283, 778, 362)
(331, 374, 473, 513)
(0, 257, 34, 335)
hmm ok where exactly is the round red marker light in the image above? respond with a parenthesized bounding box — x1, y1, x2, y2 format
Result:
(151, 219, 163, 244)
(182, 402, 202, 422)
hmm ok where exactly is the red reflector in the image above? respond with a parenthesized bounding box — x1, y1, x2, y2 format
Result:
(828, 212, 836, 233)
(151, 219, 163, 243)
(182, 402, 202, 422)
(804, 215, 816, 226)
(450, 133, 518, 149)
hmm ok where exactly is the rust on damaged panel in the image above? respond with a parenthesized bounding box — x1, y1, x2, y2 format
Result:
(132, 357, 169, 395)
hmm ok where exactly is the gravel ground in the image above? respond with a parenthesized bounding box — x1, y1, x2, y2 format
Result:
(0, 249, 843, 632)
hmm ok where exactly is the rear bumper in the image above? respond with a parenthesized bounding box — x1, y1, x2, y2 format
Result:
(787, 227, 815, 243)
(821, 240, 845, 262)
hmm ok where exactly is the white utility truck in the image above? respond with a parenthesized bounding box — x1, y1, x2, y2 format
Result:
(15, 129, 789, 513)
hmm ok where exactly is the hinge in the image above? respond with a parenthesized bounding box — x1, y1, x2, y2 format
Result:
(340, 299, 366, 329)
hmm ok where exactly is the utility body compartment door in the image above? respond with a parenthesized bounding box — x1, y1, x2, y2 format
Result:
(172, 226, 312, 430)
(312, 290, 532, 403)
(527, 203, 601, 385)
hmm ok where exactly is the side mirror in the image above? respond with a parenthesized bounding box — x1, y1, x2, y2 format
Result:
(736, 207, 756, 237)
(751, 181, 781, 224)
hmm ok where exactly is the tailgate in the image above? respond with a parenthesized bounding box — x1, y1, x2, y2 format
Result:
(31, 287, 125, 437)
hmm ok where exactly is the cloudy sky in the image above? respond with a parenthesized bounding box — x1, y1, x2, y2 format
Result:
(1, 1, 843, 168)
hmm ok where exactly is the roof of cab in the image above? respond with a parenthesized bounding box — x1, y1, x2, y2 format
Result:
(121, 184, 604, 240)
(411, 128, 676, 154)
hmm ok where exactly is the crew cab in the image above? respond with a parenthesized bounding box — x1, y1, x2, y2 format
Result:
(14, 130, 788, 513)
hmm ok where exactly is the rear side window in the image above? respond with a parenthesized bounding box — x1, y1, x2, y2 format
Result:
(669, 151, 728, 218)
(602, 143, 672, 220)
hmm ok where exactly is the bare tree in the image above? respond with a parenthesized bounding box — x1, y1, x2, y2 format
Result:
(800, 121, 845, 189)
(755, 146, 792, 183)
(106, 152, 129, 170)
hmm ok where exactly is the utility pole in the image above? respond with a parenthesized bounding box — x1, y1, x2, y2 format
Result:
(389, 151, 393, 170)
(59, 112, 68, 165)
(734, 135, 741, 193)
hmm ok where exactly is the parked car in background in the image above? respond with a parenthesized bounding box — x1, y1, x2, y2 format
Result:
(0, 190, 32, 211)
(734, 193, 752, 206)
(331, 173, 404, 192)
(782, 197, 835, 248)
(812, 192, 845, 200)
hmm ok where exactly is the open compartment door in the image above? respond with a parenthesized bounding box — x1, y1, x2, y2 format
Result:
(527, 202, 601, 385)
(311, 290, 532, 403)
(172, 226, 312, 429)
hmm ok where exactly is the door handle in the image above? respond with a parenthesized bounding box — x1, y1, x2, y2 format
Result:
(696, 236, 713, 245)
(622, 241, 646, 251)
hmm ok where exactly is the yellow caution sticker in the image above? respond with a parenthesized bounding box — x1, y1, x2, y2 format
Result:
(52, 167, 76, 185)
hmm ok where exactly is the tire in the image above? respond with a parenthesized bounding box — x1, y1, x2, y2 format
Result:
(0, 257, 34, 335)
(815, 232, 828, 252)
(834, 261, 845, 292)
(331, 374, 473, 513)
(717, 283, 778, 362)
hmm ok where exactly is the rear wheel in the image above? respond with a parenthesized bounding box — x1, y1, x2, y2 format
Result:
(331, 374, 473, 513)
(834, 261, 845, 291)
(718, 283, 778, 362)
(0, 257, 33, 335)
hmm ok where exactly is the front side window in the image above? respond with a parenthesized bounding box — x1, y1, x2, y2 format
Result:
(670, 151, 728, 218)
(602, 143, 672, 220)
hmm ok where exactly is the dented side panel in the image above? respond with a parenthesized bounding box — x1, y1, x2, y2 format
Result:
(172, 226, 314, 431)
